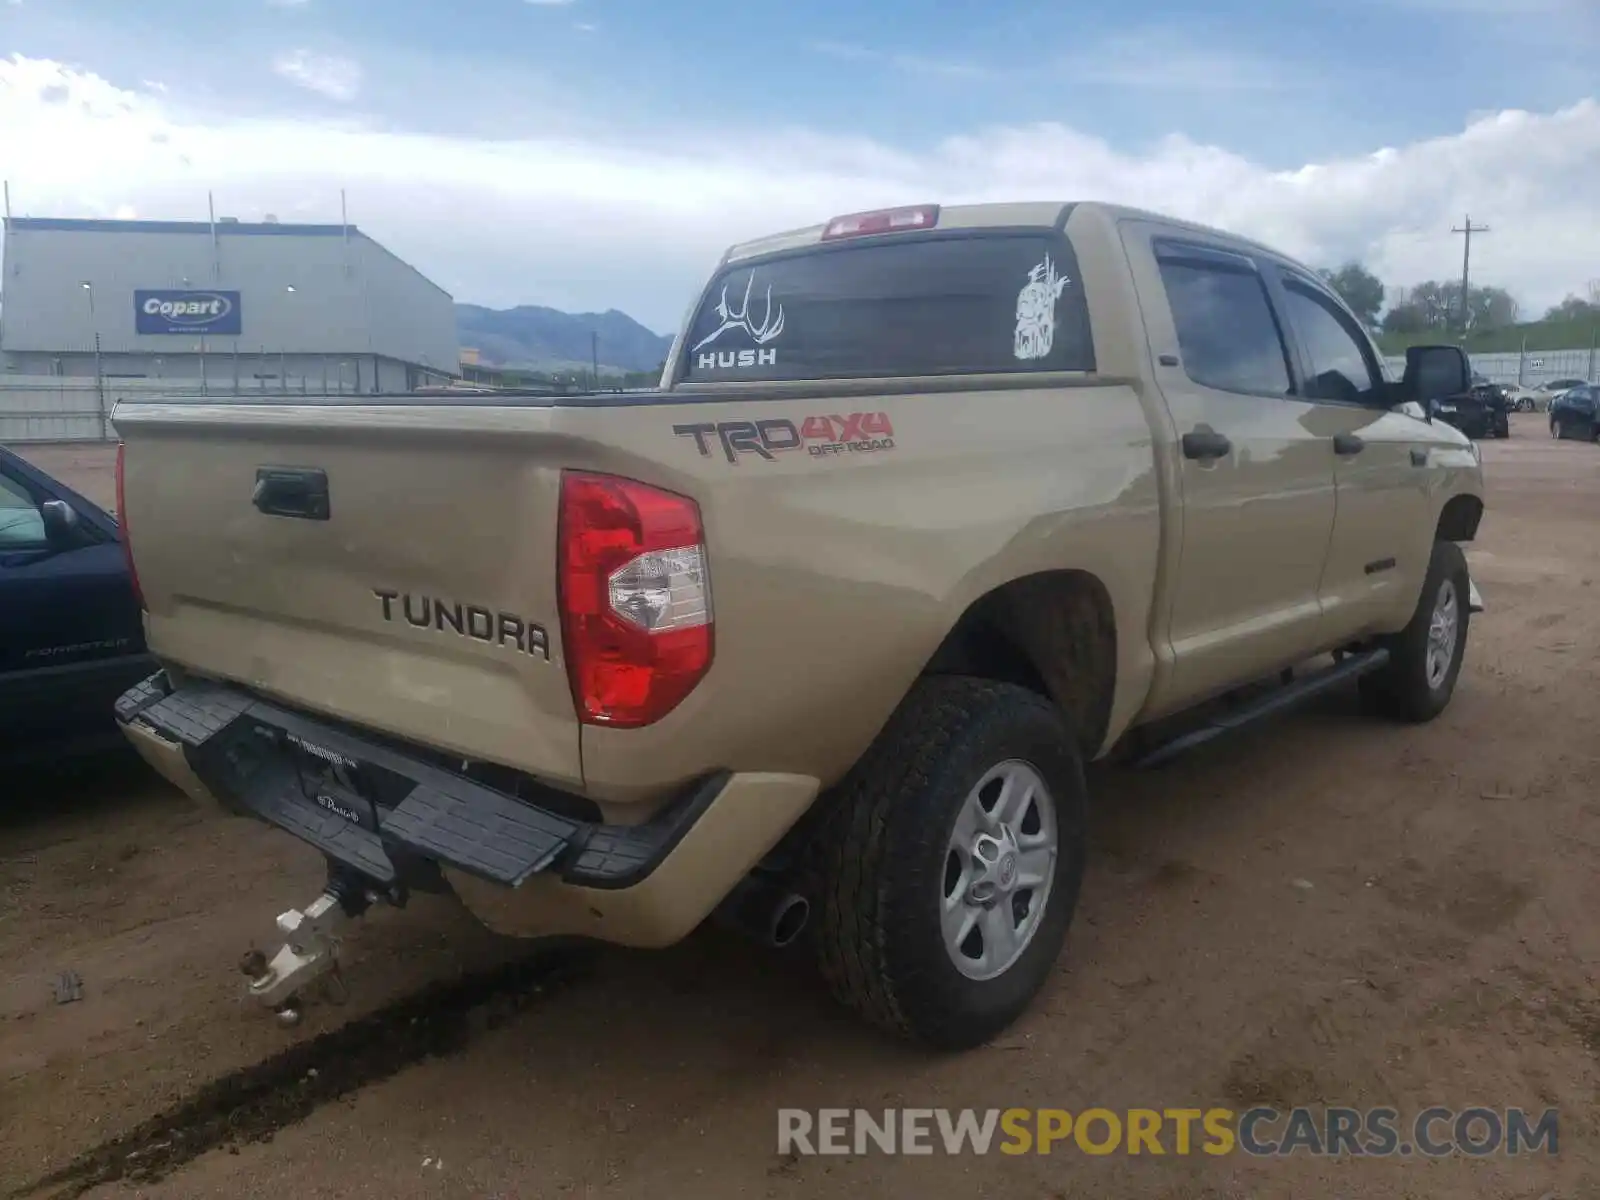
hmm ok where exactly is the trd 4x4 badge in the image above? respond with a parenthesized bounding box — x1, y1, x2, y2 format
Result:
(674, 412, 895, 464)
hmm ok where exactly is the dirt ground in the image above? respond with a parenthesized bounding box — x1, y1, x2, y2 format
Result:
(4, 419, 1599, 1199)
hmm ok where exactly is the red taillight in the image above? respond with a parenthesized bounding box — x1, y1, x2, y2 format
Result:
(558, 471, 712, 728)
(114, 441, 146, 611)
(820, 204, 940, 241)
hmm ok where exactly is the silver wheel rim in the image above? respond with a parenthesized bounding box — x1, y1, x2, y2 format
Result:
(1425, 578, 1459, 691)
(941, 759, 1057, 982)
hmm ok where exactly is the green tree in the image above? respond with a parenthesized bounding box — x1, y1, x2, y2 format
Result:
(1468, 285, 1519, 331)
(1383, 280, 1518, 335)
(1381, 302, 1430, 335)
(1318, 262, 1385, 327)
(1544, 295, 1598, 323)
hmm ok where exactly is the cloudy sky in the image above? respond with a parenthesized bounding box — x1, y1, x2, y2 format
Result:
(1, 0, 1598, 332)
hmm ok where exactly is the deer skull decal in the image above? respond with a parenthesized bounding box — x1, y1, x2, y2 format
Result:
(1014, 254, 1071, 361)
(692, 271, 786, 353)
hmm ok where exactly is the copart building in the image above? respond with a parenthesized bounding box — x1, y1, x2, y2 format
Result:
(0, 216, 459, 393)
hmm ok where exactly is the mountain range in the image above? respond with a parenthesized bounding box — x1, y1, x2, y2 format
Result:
(456, 303, 675, 375)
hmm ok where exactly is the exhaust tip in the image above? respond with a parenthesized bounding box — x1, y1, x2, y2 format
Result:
(770, 895, 810, 948)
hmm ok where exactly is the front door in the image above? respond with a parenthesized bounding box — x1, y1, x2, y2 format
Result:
(1267, 268, 1435, 643)
(1123, 225, 1338, 718)
(0, 457, 145, 744)
(1555, 386, 1598, 439)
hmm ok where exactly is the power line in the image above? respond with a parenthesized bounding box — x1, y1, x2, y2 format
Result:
(1450, 214, 1490, 334)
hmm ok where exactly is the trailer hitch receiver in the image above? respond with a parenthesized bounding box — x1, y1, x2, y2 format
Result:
(241, 880, 376, 1024)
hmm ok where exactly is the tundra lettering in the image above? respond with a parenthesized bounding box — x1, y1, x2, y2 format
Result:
(372, 588, 550, 660)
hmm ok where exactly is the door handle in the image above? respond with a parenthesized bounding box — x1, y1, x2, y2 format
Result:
(1410, 448, 1429, 468)
(1181, 429, 1232, 461)
(253, 467, 331, 521)
(1333, 432, 1365, 456)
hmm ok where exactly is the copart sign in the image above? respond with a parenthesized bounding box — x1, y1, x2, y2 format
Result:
(134, 289, 242, 336)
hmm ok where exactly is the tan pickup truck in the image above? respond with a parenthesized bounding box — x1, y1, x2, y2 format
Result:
(112, 201, 1486, 1050)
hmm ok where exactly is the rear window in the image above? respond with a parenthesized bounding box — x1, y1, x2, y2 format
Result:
(681, 233, 1095, 383)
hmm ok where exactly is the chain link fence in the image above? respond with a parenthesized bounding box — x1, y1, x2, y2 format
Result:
(0, 373, 367, 443)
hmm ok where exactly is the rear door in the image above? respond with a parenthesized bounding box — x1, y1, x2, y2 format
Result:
(0, 466, 57, 682)
(1266, 267, 1435, 642)
(1122, 224, 1337, 716)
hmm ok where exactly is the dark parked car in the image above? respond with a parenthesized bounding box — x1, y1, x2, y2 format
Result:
(1432, 383, 1510, 440)
(1549, 383, 1600, 441)
(0, 446, 152, 763)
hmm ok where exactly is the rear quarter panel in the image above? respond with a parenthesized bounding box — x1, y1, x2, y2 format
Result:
(564, 378, 1163, 802)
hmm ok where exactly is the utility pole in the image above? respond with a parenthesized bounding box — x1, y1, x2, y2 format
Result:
(591, 331, 599, 391)
(1450, 214, 1489, 337)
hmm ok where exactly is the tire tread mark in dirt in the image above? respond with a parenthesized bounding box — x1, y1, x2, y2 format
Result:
(5, 949, 591, 1200)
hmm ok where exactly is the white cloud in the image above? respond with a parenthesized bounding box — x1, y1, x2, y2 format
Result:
(266, 0, 311, 7)
(573, 21, 598, 33)
(807, 40, 991, 80)
(524, 0, 576, 6)
(270, 50, 361, 102)
(1060, 31, 1291, 92)
(1, 55, 1597, 331)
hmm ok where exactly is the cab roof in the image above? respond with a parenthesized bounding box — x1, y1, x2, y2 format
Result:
(721, 200, 1294, 272)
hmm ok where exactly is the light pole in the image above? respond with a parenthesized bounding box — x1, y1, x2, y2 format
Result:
(80, 281, 106, 437)
(284, 285, 297, 394)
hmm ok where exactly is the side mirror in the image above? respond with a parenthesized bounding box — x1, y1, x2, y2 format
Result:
(40, 498, 81, 548)
(1403, 344, 1471, 405)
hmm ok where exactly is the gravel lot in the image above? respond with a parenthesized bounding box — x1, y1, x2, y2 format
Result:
(4, 417, 1598, 1199)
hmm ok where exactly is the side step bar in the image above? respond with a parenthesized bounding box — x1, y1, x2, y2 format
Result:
(1133, 648, 1390, 769)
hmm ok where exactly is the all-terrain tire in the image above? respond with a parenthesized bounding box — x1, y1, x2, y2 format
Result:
(805, 675, 1087, 1051)
(1358, 539, 1471, 724)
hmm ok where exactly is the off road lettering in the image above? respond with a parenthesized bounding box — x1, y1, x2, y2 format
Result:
(373, 588, 550, 660)
(675, 412, 896, 464)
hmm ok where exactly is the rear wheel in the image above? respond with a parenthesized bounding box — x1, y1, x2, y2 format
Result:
(807, 675, 1087, 1051)
(1359, 539, 1470, 723)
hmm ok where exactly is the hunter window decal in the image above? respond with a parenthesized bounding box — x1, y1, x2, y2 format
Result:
(690, 272, 786, 371)
(1013, 254, 1072, 361)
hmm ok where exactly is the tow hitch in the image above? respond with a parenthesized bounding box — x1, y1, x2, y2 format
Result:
(240, 869, 384, 1026)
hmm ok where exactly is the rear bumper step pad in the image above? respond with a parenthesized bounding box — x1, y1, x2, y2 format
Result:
(116, 673, 724, 892)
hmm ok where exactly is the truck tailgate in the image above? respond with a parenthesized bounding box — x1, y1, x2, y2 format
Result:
(115, 405, 582, 788)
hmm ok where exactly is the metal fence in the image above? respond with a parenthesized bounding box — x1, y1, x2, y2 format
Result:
(1382, 346, 1598, 389)
(0, 374, 363, 443)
